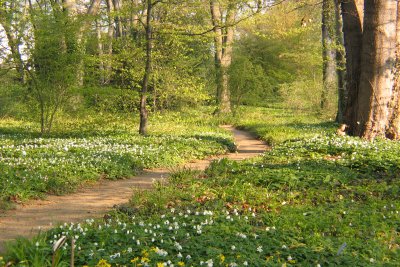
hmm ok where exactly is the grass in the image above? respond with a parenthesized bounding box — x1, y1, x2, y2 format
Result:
(233, 106, 336, 145)
(1, 106, 400, 266)
(0, 108, 235, 209)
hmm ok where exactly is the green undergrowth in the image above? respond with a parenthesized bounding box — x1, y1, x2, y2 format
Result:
(0, 108, 235, 209)
(2, 107, 400, 266)
(233, 106, 336, 146)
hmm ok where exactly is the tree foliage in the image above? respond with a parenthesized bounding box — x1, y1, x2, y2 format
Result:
(6, 0, 398, 139)
(232, 0, 323, 110)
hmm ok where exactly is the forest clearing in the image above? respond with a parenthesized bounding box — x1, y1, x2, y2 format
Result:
(1, 0, 400, 266)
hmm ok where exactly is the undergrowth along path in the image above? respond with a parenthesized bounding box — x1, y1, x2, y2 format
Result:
(0, 126, 268, 253)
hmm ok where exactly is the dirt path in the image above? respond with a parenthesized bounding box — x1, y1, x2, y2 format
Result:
(0, 126, 267, 253)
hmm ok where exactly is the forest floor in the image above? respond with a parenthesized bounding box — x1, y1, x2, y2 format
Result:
(2, 107, 400, 266)
(0, 126, 268, 253)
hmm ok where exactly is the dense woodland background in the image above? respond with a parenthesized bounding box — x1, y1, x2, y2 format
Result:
(2, 0, 399, 141)
(0, 0, 325, 133)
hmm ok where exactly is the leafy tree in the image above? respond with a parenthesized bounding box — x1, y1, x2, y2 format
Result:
(228, 54, 271, 108)
(209, 0, 262, 114)
(25, 1, 82, 134)
(0, 0, 28, 83)
(233, 0, 322, 110)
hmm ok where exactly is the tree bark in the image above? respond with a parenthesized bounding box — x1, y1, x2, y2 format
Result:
(334, 0, 346, 123)
(76, 0, 102, 86)
(355, 0, 364, 28)
(105, 0, 114, 84)
(321, 0, 338, 110)
(139, 0, 152, 135)
(113, 0, 124, 38)
(210, 0, 233, 114)
(386, 1, 400, 139)
(130, 0, 139, 38)
(341, 0, 363, 134)
(96, 20, 105, 84)
(210, 0, 223, 105)
(219, 5, 235, 114)
(356, 0, 397, 139)
(86, 0, 102, 17)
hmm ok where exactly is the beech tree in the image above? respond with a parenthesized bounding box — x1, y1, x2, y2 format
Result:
(209, 0, 262, 114)
(333, 0, 346, 122)
(134, 0, 212, 134)
(209, 0, 235, 114)
(139, 0, 154, 135)
(387, 1, 400, 139)
(356, 0, 397, 139)
(321, 0, 337, 110)
(341, 0, 398, 140)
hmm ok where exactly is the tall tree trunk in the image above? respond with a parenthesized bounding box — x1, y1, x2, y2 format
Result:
(219, 7, 235, 114)
(76, 0, 102, 86)
(139, 0, 152, 135)
(113, 0, 124, 38)
(386, 1, 400, 139)
(96, 20, 105, 84)
(210, 0, 233, 114)
(210, 0, 223, 105)
(341, 0, 363, 134)
(86, 0, 102, 17)
(130, 0, 139, 38)
(334, 0, 346, 123)
(105, 0, 114, 84)
(355, 0, 397, 139)
(321, 0, 338, 110)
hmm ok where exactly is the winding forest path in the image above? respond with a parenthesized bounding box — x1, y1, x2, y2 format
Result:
(0, 126, 268, 253)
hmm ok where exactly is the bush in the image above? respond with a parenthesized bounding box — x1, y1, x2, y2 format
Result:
(78, 87, 140, 113)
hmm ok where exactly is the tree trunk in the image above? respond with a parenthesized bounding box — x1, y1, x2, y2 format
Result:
(113, 0, 124, 38)
(341, 0, 363, 134)
(356, 0, 397, 139)
(139, 0, 152, 135)
(76, 0, 102, 86)
(105, 0, 114, 84)
(321, 0, 338, 110)
(96, 20, 105, 84)
(210, 0, 223, 105)
(386, 1, 400, 139)
(219, 7, 235, 114)
(355, 0, 364, 28)
(130, 0, 139, 39)
(334, 0, 346, 123)
(86, 0, 102, 17)
(210, 0, 233, 114)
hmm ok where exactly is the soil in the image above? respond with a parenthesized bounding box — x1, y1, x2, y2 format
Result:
(0, 126, 268, 253)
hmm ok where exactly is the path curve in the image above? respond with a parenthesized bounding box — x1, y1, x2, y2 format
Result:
(0, 126, 267, 253)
